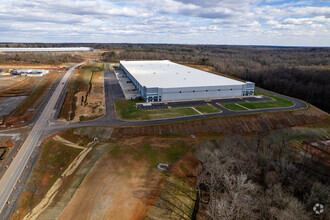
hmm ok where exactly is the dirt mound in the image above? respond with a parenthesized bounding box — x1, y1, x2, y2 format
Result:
(112, 106, 328, 137)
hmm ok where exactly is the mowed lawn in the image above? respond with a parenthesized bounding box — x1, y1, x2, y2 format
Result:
(223, 92, 294, 111)
(115, 100, 198, 120)
(222, 103, 248, 111)
(241, 92, 294, 109)
(195, 105, 221, 114)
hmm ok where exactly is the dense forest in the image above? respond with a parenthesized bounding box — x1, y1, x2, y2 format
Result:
(195, 130, 329, 219)
(1, 43, 329, 112)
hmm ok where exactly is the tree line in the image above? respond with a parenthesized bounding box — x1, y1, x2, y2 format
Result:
(101, 44, 330, 113)
(1, 43, 329, 112)
(0, 52, 83, 65)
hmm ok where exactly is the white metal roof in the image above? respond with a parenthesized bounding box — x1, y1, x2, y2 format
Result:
(120, 60, 244, 88)
(0, 47, 93, 52)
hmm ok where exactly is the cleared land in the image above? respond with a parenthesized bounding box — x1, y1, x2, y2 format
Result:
(0, 97, 28, 117)
(10, 130, 91, 220)
(115, 100, 199, 120)
(12, 129, 199, 220)
(10, 108, 329, 219)
(57, 136, 198, 220)
(0, 76, 26, 92)
(59, 63, 105, 122)
(1, 72, 61, 125)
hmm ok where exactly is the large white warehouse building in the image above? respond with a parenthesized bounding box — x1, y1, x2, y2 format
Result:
(120, 60, 255, 102)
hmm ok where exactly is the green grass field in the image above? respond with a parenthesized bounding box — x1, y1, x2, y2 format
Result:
(240, 92, 294, 109)
(223, 92, 294, 111)
(115, 100, 198, 120)
(195, 105, 221, 114)
(222, 103, 248, 111)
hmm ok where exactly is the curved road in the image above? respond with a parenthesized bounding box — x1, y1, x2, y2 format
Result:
(43, 64, 308, 136)
(0, 63, 308, 216)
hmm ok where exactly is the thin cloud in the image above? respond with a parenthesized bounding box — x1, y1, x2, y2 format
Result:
(0, 0, 328, 46)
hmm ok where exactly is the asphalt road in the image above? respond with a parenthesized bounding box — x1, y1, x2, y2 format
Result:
(43, 64, 308, 137)
(0, 63, 83, 215)
(0, 63, 309, 218)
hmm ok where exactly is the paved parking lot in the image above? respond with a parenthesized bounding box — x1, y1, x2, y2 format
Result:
(168, 100, 207, 108)
(136, 96, 273, 111)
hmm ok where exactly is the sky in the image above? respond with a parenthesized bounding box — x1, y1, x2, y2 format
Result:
(0, 0, 329, 46)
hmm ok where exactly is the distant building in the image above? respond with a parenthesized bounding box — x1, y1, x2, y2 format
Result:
(12, 69, 50, 77)
(0, 47, 93, 53)
(120, 60, 255, 102)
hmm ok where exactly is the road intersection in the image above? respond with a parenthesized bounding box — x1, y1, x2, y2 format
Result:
(43, 64, 308, 136)
(0, 63, 308, 217)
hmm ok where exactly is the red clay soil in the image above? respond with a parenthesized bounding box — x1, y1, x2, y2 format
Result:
(10, 191, 34, 220)
(167, 152, 201, 184)
(300, 142, 330, 164)
(57, 154, 159, 220)
(41, 173, 54, 186)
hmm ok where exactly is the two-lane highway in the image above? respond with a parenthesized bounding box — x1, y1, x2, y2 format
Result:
(0, 63, 84, 215)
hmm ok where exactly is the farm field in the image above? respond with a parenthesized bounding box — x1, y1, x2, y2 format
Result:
(59, 63, 106, 122)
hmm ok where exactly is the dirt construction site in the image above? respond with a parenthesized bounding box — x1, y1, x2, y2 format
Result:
(0, 65, 67, 126)
(58, 63, 105, 122)
(10, 126, 201, 220)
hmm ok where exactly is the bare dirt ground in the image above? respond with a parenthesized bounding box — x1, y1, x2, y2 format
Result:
(71, 69, 105, 122)
(0, 76, 26, 91)
(57, 154, 152, 220)
(2, 72, 62, 127)
(53, 135, 85, 149)
(23, 146, 91, 220)
(10, 133, 84, 220)
(32, 135, 198, 220)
